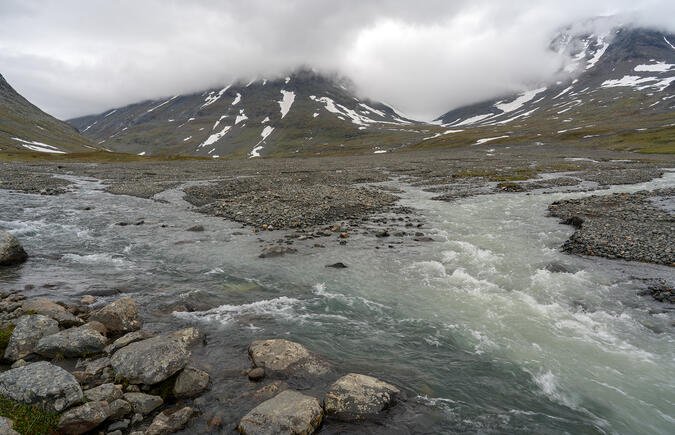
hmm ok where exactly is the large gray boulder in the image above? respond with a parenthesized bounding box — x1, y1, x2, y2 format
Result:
(20, 298, 83, 327)
(173, 366, 209, 398)
(0, 361, 83, 412)
(104, 330, 154, 355)
(34, 324, 107, 358)
(111, 336, 189, 385)
(238, 390, 323, 435)
(4, 314, 59, 361)
(84, 383, 123, 402)
(324, 373, 399, 420)
(57, 401, 111, 435)
(0, 231, 27, 266)
(248, 339, 331, 377)
(71, 356, 112, 387)
(89, 296, 141, 335)
(145, 407, 198, 435)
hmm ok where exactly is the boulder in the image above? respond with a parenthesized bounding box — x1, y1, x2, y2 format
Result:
(84, 383, 123, 402)
(248, 367, 265, 382)
(238, 390, 323, 435)
(4, 314, 59, 361)
(108, 399, 132, 420)
(123, 392, 163, 415)
(104, 329, 154, 354)
(34, 324, 107, 358)
(0, 231, 27, 266)
(173, 366, 209, 398)
(111, 336, 190, 385)
(57, 401, 111, 435)
(146, 407, 198, 435)
(168, 327, 205, 347)
(88, 297, 142, 335)
(248, 339, 331, 377)
(0, 361, 82, 412)
(0, 417, 19, 435)
(71, 356, 112, 387)
(324, 373, 399, 420)
(20, 298, 83, 327)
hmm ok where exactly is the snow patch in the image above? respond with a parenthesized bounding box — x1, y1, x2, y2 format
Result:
(231, 93, 242, 106)
(104, 109, 117, 117)
(138, 152, 146, 156)
(495, 87, 546, 113)
(261, 116, 270, 124)
(278, 90, 295, 119)
(634, 61, 674, 72)
(664, 36, 675, 50)
(235, 110, 248, 125)
(147, 95, 177, 112)
(249, 126, 275, 158)
(586, 37, 609, 70)
(199, 125, 231, 148)
(475, 136, 508, 145)
(12, 137, 66, 154)
(201, 86, 230, 108)
(602, 75, 675, 91)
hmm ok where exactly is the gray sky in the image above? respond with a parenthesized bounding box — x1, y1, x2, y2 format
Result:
(1, 0, 673, 120)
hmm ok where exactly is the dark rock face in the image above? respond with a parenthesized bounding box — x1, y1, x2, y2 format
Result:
(111, 336, 190, 385)
(4, 314, 59, 361)
(57, 401, 111, 435)
(0, 361, 83, 412)
(324, 373, 400, 420)
(238, 390, 323, 435)
(89, 297, 142, 335)
(0, 231, 27, 266)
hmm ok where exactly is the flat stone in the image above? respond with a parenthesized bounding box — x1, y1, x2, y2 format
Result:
(104, 329, 154, 354)
(238, 390, 323, 435)
(35, 324, 107, 358)
(84, 383, 123, 402)
(0, 230, 27, 266)
(4, 314, 59, 361)
(145, 407, 198, 435)
(111, 336, 190, 385)
(168, 327, 204, 348)
(89, 297, 142, 335)
(20, 298, 83, 327)
(248, 339, 331, 377)
(0, 361, 83, 412)
(57, 401, 110, 435)
(173, 366, 209, 398)
(324, 373, 400, 420)
(123, 392, 163, 415)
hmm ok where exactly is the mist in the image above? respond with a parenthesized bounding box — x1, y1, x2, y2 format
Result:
(1, 0, 673, 120)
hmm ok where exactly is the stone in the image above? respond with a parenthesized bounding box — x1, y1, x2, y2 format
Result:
(145, 407, 198, 435)
(84, 320, 108, 336)
(20, 298, 83, 327)
(57, 401, 110, 435)
(107, 419, 129, 431)
(238, 390, 323, 435)
(80, 295, 96, 305)
(186, 224, 205, 232)
(111, 336, 190, 385)
(0, 417, 19, 435)
(104, 330, 155, 354)
(108, 399, 132, 420)
(0, 231, 27, 266)
(173, 366, 209, 398)
(34, 324, 107, 358)
(123, 392, 163, 415)
(325, 262, 347, 268)
(72, 356, 112, 386)
(84, 383, 123, 402)
(375, 230, 389, 238)
(0, 361, 82, 412)
(324, 373, 400, 420)
(4, 314, 59, 361)
(88, 296, 142, 335)
(168, 327, 205, 347)
(259, 246, 297, 258)
(248, 367, 265, 382)
(248, 339, 331, 377)
(10, 359, 27, 369)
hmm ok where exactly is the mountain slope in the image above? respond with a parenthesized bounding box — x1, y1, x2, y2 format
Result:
(69, 70, 423, 157)
(0, 73, 95, 154)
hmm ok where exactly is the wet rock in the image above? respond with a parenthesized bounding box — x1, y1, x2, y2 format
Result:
(248, 339, 331, 377)
(238, 390, 323, 435)
(375, 230, 389, 238)
(20, 298, 83, 327)
(259, 246, 297, 258)
(413, 236, 434, 242)
(89, 296, 142, 335)
(186, 224, 205, 232)
(123, 392, 163, 415)
(57, 401, 110, 435)
(173, 366, 209, 398)
(80, 295, 95, 305)
(35, 324, 107, 358)
(0, 361, 83, 412)
(108, 399, 132, 420)
(324, 373, 399, 420)
(0, 416, 19, 435)
(111, 336, 190, 385)
(146, 407, 198, 435)
(168, 327, 205, 348)
(84, 383, 123, 402)
(0, 230, 27, 266)
(104, 329, 155, 354)
(4, 314, 59, 361)
(248, 367, 265, 382)
(325, 262, 348, 269)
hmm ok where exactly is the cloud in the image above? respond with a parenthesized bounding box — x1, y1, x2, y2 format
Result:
(0, 0, 673, 120)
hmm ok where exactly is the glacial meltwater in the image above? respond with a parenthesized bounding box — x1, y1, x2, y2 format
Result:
(1, 172, 674, 434)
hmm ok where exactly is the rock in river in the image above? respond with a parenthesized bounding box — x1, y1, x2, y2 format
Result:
(89, 296, 142, 335)
(20, 298, 83, 327)
(35, 323, 107, 358)
(0, 361, 83, 412)
(111, 336, 189, 385)
(173, 366, 209, 398)
(248, 339, 331, 377)
(324, 373, 400, 420)
(0, 230, 27, 266)
(4, 314, 59, 361)
(146, 407, 198, 435)
(238, 390, 323, 435)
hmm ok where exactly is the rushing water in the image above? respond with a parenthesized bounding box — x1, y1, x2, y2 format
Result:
(1, 171, 674, 434)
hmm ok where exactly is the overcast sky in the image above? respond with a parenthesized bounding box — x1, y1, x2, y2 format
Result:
(1, 0, 674, 120)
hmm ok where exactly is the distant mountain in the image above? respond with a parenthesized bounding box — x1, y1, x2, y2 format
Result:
(0, 73, 95, 154)
(426, 26, 674, 153)
(68, 70, 421, 157)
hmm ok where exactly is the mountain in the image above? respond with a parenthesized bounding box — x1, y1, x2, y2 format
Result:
(0, 73, 95, 154)
(68, 70, 422, 157)
(425, 26, 675, 153)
